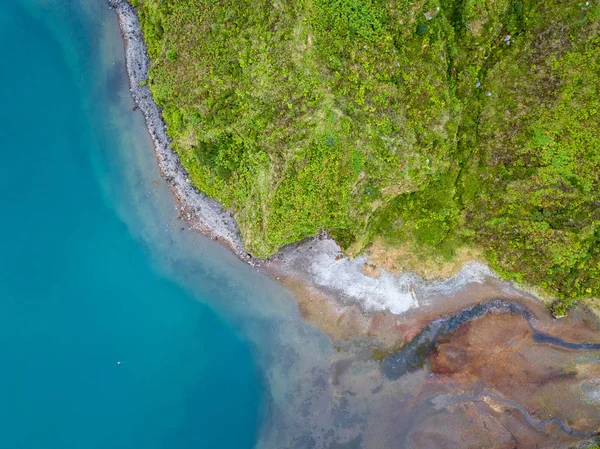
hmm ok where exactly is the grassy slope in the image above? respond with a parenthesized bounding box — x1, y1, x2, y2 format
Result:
(130, 0, 600, 308)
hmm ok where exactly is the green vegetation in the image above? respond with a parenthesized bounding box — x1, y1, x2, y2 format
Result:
(165, 49, 178, 61)
(130, 0, 600, 308)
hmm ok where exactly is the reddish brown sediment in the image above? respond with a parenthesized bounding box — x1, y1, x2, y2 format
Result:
(424, 313, 600, 443)
(271, 265, 594, 349)
(272, 269, 600, 447)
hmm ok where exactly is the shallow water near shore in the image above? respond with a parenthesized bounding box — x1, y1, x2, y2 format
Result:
(0, 2, 271, 448)
(1, 2, 355, 448)
(2, 1, 599, 449)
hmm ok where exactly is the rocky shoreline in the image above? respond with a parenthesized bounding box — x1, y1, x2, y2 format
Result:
(108, 0, 256, 264)
(108, 0, 529, 325)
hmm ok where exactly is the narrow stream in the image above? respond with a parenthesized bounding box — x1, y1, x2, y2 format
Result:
(380, 299, 600, 440)
(382, 299, 600, 381)
(442, 392, 599, 438)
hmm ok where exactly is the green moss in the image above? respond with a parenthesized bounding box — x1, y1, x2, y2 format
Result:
(131, 0, 600, 306)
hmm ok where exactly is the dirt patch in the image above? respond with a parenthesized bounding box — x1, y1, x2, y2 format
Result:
(360, 262, 381, 279)
(362, 238, 485, 280)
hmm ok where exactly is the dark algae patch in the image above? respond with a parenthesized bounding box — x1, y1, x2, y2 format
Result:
(129, 0, 600, 307)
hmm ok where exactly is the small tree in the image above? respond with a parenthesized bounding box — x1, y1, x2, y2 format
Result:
(416, 23, 429, 36)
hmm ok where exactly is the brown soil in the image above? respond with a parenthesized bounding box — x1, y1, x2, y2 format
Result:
(360, 238, 485, 280)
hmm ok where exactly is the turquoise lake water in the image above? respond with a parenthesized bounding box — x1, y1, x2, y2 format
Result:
(0, 1, 306, 448)
(3, 1, 579, 448)
(2, 3, 597, 448)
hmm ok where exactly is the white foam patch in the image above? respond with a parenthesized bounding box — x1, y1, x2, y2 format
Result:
(309, 253, 417, 314)
(278, 237, 496, 315)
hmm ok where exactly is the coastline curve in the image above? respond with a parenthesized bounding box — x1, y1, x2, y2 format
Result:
(108, 0, 538, 320)
(108, 0, 257, 264)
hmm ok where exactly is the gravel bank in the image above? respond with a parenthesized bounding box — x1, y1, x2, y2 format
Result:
(109, 0, 256, 264)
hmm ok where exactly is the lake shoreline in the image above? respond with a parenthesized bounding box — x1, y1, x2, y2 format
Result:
(108, 0, 256, 265)
(108, 0, 556, 344)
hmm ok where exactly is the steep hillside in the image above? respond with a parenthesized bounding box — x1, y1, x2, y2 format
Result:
(129, 0, 600, 308)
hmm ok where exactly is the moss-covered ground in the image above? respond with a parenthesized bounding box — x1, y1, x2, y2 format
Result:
(129, 0, 600, 308)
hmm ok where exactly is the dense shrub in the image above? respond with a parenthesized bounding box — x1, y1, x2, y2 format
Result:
(132, 0, 600, 307)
